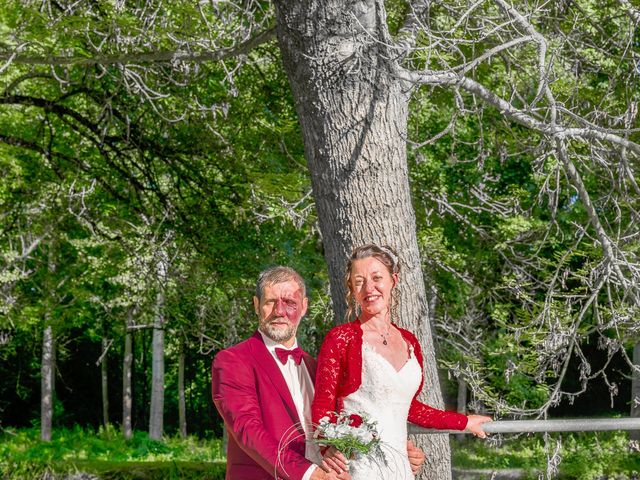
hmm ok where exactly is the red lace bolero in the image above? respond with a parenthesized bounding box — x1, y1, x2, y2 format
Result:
(311, 319, 468, 431)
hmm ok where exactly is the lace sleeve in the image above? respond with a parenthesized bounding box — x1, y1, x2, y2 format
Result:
(408, 399, 468, 430)
(407, 333, 468, 431)
(311, 329, 343, 426)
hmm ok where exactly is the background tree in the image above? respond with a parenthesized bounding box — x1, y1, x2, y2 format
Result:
(1, 1, 639, 478)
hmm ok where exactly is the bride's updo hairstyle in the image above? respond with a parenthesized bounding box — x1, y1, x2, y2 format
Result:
(344, 244, 400, 322)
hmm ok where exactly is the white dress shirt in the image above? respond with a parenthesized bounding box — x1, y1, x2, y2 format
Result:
(259, 331, 321, 480)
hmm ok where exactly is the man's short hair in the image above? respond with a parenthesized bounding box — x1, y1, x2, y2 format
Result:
(255, 266, 306, 300)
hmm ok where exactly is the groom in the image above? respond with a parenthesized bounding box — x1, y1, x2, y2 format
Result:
(212, 266, 344, 480)
(212, 266, 425, 479)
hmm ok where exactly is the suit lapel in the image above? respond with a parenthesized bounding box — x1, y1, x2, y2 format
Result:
(249, 332, 301, 426)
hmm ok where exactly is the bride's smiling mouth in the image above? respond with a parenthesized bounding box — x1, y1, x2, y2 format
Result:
(364, 294, 382, 302)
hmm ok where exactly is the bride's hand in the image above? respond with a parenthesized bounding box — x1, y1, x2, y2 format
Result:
(406, 440, 425, 474)
(321, 447, 349, 475)
(465, 414, 493, 439)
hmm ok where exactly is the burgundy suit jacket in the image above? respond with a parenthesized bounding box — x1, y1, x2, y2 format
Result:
(211, 331, 317, 480)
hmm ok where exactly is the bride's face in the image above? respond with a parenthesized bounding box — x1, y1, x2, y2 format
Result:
(350, 256, 397, 317)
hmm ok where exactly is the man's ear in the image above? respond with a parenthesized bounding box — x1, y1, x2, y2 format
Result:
(253, 296, 260, 316)
(301, 296, 308, 318)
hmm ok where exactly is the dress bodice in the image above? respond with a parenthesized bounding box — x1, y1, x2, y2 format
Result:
(342, 342, 422, 479)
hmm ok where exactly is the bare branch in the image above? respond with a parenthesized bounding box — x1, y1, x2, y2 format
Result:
(399, 70, 640, 155)
(395, 0, 431, 53)
(617, 0, 640, 24)
(0, 26, 276, 67)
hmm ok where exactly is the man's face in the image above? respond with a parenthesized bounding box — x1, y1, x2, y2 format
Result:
(254, 279, 308, 345)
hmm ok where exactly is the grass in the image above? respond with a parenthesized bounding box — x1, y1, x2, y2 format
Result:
(452, 431, 640, 479)
(0, 425, 226, 479)
(1, 426, 639, 479)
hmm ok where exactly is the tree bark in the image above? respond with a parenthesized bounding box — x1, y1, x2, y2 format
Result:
(149, 310, 165, 440)
(178, 344, 187, 439)
(455, 376, 468, 442)
(122, 310, 134, 440)
(457, 377, 468, 416)
(149, 257, 167, 441)
(40, 323, 55, 442)
(101, 336, 110, 427)
(631, 341, 640, 441)
(273, 1, 453, 477)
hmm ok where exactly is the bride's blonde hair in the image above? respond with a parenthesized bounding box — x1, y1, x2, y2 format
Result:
(344, 244, 400, 323)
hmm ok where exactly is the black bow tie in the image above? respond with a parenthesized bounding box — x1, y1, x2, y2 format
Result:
(275, 347, 304, 365)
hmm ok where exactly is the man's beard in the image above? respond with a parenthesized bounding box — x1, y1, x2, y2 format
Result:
(260, 318, 296, 343)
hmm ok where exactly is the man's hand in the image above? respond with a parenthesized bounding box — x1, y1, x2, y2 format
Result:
(310, 461, 351, 480)
(406, 440, 425, 475)
(464, 414, 493, 439)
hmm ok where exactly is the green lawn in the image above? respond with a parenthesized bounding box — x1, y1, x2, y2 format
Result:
(1, 426, 638, 479)
(452, 431, 640, 479)
(0, 426, 225, 480)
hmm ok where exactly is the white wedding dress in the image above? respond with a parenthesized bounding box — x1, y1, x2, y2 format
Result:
(342, 342, 422, 480)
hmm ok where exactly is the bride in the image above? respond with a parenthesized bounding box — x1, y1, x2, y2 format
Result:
(312, 244, 491, 479)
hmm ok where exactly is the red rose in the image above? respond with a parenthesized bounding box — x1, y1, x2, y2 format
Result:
(348, 414, 363, 427)
(327, 412, 338, 424)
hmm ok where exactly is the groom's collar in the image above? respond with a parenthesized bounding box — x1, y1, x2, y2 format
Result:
(257, 330, 299, 354)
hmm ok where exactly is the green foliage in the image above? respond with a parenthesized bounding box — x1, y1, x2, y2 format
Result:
(452, 431, 640, 480)
(0, 425, 224, 462)
(406, 0, 640, 417)
(1, 460, 226, 480)
(0, 426, 226, 479)
(0, 0, 637, 456)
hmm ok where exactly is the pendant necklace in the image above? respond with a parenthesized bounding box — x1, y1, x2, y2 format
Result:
(369, 323, 391, 345)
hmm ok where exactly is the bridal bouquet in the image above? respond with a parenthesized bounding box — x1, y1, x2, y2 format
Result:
(313, 410, 383, 460)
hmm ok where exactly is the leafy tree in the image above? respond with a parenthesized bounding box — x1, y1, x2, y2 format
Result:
(1, 2, 639, 478)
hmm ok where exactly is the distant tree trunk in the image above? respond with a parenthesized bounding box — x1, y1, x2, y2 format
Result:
(632, 341, 640, 441)
(149, 257, 167, 441)
(149, 307, 165, 439)
(455, 376, 468, 442)
(457, 377, 468, 415)
(273, 1, 452, 478)
(122, 310, 134, 440)
(101, 336, 110, 427)
(40, 323, 55, 441)
(178, 343, 187, 439)
(141, 327, 149, 427)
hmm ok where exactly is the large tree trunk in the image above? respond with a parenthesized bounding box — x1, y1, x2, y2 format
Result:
(178, 344, 187, 439)
(40, 323, 55, 442)
(122, 310, 134, 440)
(149, 258, 167, 441)
(273, 1, 453, 478)
(632, 341, 640, 441)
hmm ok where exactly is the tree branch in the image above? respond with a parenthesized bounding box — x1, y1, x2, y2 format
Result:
(395, 0, 431, 53)
(0, 26, 276, 67)
(398, 70, 640, 155)
(617, 0, 640, 24)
